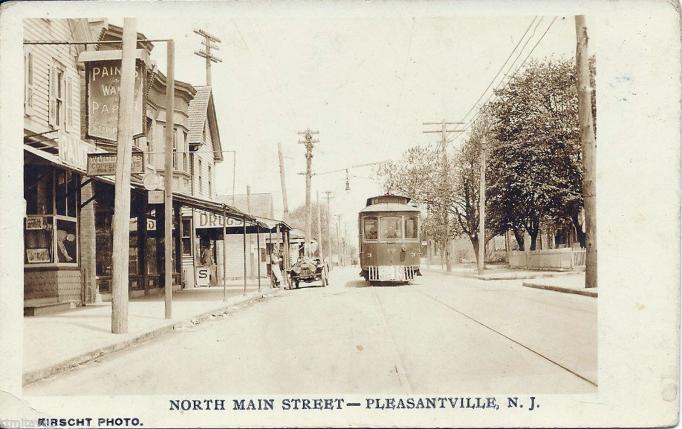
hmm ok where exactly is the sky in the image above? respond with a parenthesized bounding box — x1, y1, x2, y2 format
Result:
(109, 9, 581, 239)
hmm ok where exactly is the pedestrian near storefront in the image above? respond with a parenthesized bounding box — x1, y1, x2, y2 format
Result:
(201, 241, 216, 286)
(270, 246, 284, 288)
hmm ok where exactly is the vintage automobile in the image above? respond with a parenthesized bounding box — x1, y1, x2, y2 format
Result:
(288, 256, 328, 288)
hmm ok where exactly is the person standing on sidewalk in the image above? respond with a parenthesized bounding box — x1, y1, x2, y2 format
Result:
(201, 241, 217, 287)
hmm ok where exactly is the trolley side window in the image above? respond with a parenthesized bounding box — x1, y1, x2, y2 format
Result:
(380, 216, 402, 239)
(363, 217, 378, 240)
(404, 216, 418, 239)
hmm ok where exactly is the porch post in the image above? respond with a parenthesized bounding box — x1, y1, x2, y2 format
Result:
(223, 206, 228, 301)
(256, 225, 261, 292)
(242, 216, 247, 295)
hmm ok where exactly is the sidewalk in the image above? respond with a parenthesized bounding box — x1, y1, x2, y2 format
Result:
(522, 273, 597, 298)
(24, 279, 280, 385)
(424, 263, 582, 281)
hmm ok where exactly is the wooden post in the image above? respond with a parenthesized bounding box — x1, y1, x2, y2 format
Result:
(316, 191, 323, 261)
(242, 216, 247, 295)
(278, 143, 289, 223)
(477, 138, 487, 274)
(246, 185, 253, 279)
(164, 39, 175, 318)
(222, 206, 228, 301)
(575, 16, 597, 289)
(256, 226, 261, 292)
(111, 18, 137, 334)
(323, 191, 333, 271)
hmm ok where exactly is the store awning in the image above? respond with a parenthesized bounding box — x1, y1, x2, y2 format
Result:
(25, 144, 253, 222)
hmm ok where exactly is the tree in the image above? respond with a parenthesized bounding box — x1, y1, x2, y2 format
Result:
(450, 116, 497, 264)
(378, 145, 460, 268)
(288, 201, 332, 257)
(486, 58, 587, 250)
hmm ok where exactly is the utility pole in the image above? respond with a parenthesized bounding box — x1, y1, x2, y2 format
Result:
(164, 40, 175, 319)
(316, 191, 324, 261)
(193, 29, 222, 86)
(247, 185, 253, 279)
(111, 18, 137, 334)
(298, 129, 319, 257)
(423, 121, 464, 272)
(334, 214, 342, 266)
(278, 142, 289, 222)
(478, 137, 487, 274)
(323, 191, 333, 271)
(575, 16, 597, 289)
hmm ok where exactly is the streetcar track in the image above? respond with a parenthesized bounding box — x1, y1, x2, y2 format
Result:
(370, 288, 415, 393)
(412, 288, 598, 388)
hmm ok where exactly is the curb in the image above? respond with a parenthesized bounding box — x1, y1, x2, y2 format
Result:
(424, 268, 581, 281)
(522, 282, 598, 298)
(23, 288, 282, 386)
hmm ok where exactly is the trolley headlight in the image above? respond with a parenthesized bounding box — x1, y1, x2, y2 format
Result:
(367, 252, 372, 258)
(401, 246, 407, 252)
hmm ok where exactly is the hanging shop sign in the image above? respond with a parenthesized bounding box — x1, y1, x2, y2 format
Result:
(148, 190, 165, 205)
(85, 59, 145, 142)
(87, 152, 145, 176)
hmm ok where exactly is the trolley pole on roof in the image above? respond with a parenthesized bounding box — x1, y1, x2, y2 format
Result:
(298, 129, 319, 257)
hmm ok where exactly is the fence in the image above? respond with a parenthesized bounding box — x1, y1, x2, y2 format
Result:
(509, 248, 586, 271)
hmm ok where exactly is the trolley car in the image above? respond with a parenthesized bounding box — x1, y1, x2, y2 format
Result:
(358, 194, 421, 283)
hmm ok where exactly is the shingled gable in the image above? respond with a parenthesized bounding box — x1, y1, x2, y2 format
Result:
(187, 86, 223, 162)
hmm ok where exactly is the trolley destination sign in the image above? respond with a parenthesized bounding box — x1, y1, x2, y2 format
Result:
(87, 152, 145, 176)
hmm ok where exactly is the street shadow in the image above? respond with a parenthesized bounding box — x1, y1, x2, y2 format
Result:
(344, 279, 371, 288)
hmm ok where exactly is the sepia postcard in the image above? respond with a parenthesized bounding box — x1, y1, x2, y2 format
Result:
(0, 0, 679, 427)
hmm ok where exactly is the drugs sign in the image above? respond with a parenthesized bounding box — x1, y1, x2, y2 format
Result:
(86, 60, 144, 141)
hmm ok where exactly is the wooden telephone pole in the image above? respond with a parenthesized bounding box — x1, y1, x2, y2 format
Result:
(193, 29, 222, 86)
(575, 16, 597, 289)
(298, 129, 319, 257)
(323, 191, 334, 270)
(111, 18, 137, 333)
(423, 121, 464, 272)
(478, 137, 487, 274)
(316, 191, 323, 261)
(164, 40, 175, 319)
(278, 142, 289, 223)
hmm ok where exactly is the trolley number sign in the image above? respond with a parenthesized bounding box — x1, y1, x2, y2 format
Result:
(87, 152, 145, 176)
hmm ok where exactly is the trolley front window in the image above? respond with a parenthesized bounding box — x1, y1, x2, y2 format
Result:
(364, 217, 378, 240)
(404, 216, 418, 239)
(380, 216, 402, 239)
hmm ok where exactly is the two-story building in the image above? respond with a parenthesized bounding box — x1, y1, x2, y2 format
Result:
(22, 19, 253, 314)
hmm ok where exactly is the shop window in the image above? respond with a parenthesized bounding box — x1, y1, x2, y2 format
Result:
(55, 170, 78, 217)
(25, 165, 54, 215)
(181, 218, 192, 256)
(24, 166, 79, 266)
(25, 216, 54, 264)
(380, 216, 402, 240)
(404, 216, 418, 239)
(363, 217, 378, 240)
(55, 219, 77, 263)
